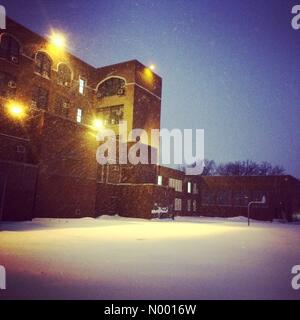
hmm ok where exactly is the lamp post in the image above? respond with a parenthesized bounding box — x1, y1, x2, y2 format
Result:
(247, 195, 266, 226)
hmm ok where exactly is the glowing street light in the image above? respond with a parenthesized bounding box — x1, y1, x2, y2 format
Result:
(92, 118, 104, 131)
(6, 101, 26, 119)
(149, 64, 156, 71)
(49, 31, 66, 50)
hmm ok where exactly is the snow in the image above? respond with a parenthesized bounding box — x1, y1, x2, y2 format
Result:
(0, 216, 300, 300)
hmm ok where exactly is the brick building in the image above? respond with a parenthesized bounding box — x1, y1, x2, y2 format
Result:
(1, 17, 300, 222)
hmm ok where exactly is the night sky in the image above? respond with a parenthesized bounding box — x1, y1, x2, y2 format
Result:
(2, 0, 300, 177)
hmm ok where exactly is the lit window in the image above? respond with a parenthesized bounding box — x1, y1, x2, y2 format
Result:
(169, 178, 182, 192)
(79, 78, 85, 95)
(35, 52, 52, 78)
(174, 198, 182, 211)
(187, 182, 192, 193)
(76, 108, 83, 123)
(157, 175, 163, 185)
(96, 105, 124, 125)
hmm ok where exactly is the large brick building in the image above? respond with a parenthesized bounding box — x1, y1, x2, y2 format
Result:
(1, 18, 300, 222)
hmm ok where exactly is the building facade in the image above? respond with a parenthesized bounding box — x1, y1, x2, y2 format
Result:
(1, 18, 300, 222)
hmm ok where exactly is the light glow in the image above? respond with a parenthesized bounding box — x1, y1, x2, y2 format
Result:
(92, 118, 104, 130)
(6, 101, 26, 119)
(149, 64, 156, 71)
(49, 32, 66, 49)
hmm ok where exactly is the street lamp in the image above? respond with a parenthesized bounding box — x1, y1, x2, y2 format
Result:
(149, 64, 156, 71)
(6, 101, 26, 119)
(49, 31, 66, 50)
(92, 118, 104, 131)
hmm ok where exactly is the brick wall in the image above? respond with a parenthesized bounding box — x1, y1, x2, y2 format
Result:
(96, 182, 174, 219)
(0, 161, 37, 221)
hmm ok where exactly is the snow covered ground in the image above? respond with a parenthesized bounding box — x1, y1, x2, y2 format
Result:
(0, 216, 299, 300)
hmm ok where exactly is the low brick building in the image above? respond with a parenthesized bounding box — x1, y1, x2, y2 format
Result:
(198, 175, 300, 221)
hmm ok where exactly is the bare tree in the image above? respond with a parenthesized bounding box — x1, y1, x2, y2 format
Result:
(216, 160, 285, 176)
(202, 159, 217, 176)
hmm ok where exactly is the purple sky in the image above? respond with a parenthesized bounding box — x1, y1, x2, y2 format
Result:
(2, 0, 300, 177)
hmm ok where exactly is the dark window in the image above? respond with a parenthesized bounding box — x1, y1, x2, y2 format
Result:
(0, 34, 20, 63)
(201, 191, 215, 206)
(32, 87, 49, 109)
(97, 78, 125, 98)
(233, 191, 250, 207)
(55, 96, 70, 117)
(216, 190, 232, 206)
(252, 191, 268, 208)
(15, 144, 26, 162)
(57, 63, 72, 86)
(35, 52, 52, 78)
(0, 71, 17, 98)
(96, 105, 124, 125)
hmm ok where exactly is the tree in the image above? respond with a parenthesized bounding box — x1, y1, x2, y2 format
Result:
(202, 159, 217, 176)
(216, 160, 285, 176)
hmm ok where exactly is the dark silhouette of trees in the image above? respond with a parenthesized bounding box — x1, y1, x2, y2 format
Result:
(200, 159, 285, 176)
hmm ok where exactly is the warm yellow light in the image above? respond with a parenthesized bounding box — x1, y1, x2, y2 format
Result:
(92, 119, 104, 130)
(149, 64, 156, 71)
(6, 102, 26, 119)
(49, 32, 66, 49)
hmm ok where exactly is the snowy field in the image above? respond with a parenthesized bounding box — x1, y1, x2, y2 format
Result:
(0, 216, 300, 300)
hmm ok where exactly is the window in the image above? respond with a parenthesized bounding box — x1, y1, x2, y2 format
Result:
(32, 87, 49, 109)
(57, 63, 72, 86)
(233, 191, 250, 207)
(97, 77, 125, 98)
(0, 34, 20, 63)
(201, 191, 215, 206)
(187, 181, 192, 193)
(169, 178, 182, 192)
(174, 198, 182, 211)
(252, 191, 268, 208)
(193, 200, 197, 212)
(187, 199, 192, 212)
(55, 96, 70, 118)
(76, 108, 83, 123)
(35, 52, 52, 78)
(96, 105, 124, 125)
(79, 77, 85, 95)
(216, 190, 232, 206)
(193, 183, 198, 194)
(15, 144, 26, 162)
(157, 175, 163, 186)
(0, 71, 16, 98)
